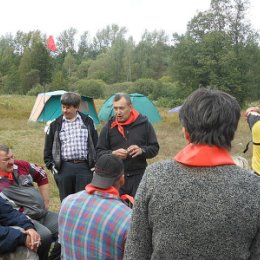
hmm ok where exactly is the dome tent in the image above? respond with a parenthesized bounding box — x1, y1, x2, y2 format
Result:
(168, 105, 182, 113)
(98, 93, 161, 124)
(29, 90, 100, 125)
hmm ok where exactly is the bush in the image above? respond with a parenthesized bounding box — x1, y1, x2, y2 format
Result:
(129, 78, 158, 97)
(157, 97, 184, 108)
(27, 84, 44, 96)
(72, 79, 105, 98)
(128, 79, 180, 101)
(103, 82, 134, 98)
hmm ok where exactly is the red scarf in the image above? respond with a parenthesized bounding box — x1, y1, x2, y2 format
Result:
(86, 184, 120, 196)
(111, 109, 139, 139)
(174, 144, 235, 167)
(0, 170, 13, 181)
(85, 184, 135, 205)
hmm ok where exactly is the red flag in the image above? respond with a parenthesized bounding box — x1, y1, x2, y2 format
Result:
(47, 35, 57, 52)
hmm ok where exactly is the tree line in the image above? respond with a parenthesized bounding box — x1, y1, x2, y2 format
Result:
(0, 0, 259, 107)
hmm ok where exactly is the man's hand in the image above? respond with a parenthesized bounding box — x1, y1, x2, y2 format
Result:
(127, 145, 143, 158)
(24, 228, 41, 252)
(51, 165, 58, 175)
(112, 148, 128, 159)
(245, 106, 260, 117)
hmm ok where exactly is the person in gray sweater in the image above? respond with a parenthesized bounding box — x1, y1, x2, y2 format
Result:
(125, 88, 260, 260)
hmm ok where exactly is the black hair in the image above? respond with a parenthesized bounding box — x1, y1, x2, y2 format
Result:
(113, 93, 132, 105)
(60, 92, 81, 107)
(179, 88, 241, 149)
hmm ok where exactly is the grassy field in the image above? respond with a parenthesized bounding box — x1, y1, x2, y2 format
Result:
(0, 95, 253, 211)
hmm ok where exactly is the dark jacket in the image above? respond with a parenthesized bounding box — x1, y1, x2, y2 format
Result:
(96, 114, 159, 174)
(0, 197, 35, 254)
(44, 112, 98, 170)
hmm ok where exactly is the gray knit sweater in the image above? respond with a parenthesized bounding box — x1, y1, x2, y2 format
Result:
(125, 159, 260, 260)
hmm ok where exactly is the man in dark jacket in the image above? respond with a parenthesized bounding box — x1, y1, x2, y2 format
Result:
(44, 92, 98, 201)
(96, 93, 159, 197)
(0, 196, 40, 260)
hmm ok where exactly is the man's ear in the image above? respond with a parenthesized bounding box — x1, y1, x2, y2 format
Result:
(119, 175, 125, 187)
(182, 127, 191, 143)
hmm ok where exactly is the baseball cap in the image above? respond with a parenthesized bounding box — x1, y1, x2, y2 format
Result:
(91, 154, 124, 189)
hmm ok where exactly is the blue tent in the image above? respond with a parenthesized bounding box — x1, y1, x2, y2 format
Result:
(29, 90, 100, 124)
(98, 93, 161, 124)
(168, 105, 182, 113)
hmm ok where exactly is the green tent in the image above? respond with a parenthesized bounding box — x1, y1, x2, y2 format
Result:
(29, 90, 100, 124)
(98, 93, 161, 124)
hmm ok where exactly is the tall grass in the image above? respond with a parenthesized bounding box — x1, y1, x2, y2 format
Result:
(0, 95, 253, 211)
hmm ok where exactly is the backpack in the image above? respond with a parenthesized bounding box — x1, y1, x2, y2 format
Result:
(0, 185, 47, 220)
(0, 166, 47, 220)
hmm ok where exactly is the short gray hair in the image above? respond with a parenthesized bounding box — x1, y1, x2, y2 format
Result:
(113, 93, 132, 105)
(0, 144, 10, 153)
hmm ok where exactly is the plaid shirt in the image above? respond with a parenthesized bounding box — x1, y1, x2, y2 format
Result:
(60, 114, 88, 161)
(59, 189, 132, 260)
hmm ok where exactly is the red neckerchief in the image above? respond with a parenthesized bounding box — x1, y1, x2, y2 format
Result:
(174, 143, 235, 166)
(85, 184, 120, 196)
(0, 170, 13, 181)
(86, 184, 135, 207)
(111, 109, 139, 139)
(121, 194, 135, 205)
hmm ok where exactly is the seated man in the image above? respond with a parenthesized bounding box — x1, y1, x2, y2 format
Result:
(59, 154, 132, 260)
(0, 144, 60, 260)
(0, 196, 40, 260)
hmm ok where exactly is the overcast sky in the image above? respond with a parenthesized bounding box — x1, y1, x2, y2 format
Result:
(1, 0, 259, 43)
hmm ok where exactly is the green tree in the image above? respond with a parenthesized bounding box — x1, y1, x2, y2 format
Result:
(88, 36, 135, 84)
(63, 52, 77, 77)
(0, 36, 16, 76)
(132, 30, 170, 80)
(87, 53, 112, 83)
(18, 48, 33, 94)
(57, 28, 77, 53)
(2, 65, 20, 93)
(170, 0, 259, 104)
(48, 70, 68, 91)
(31, 40, 52, 85)
(77, 31, 95, 60)
(76, 60, 92, 79)
(107, 37, 135, 83)
(92, 24, 127, 54)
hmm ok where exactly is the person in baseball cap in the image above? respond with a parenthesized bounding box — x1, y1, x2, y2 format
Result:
(91, 154, 124, 189)
(58, 153, 131, 260)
